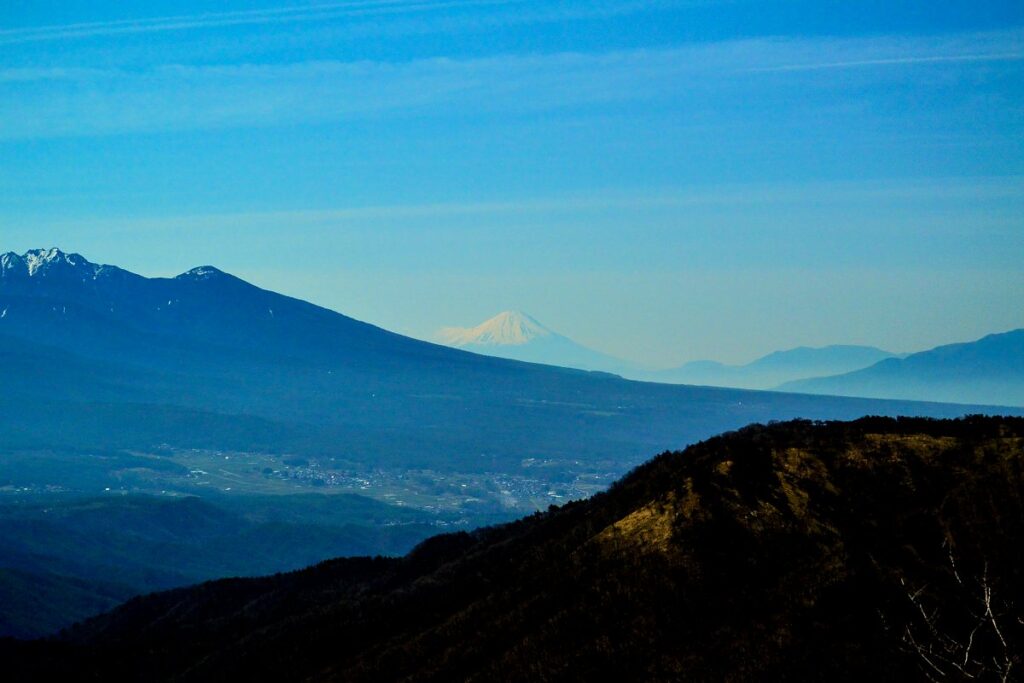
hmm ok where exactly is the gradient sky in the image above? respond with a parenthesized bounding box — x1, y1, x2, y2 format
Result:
(2, 1, 1023, 366)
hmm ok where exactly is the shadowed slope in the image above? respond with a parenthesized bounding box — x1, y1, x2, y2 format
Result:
(8, 416, 1023, 681)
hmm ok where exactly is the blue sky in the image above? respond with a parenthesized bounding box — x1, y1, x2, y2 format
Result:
(1, 1, 1022, 365)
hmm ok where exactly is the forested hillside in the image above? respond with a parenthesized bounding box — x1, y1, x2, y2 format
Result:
(8, 416, 1022, 682)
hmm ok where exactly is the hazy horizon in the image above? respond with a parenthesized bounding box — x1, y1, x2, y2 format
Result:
(4, 246, 1021, 369)
(3, 0, 1023, 365)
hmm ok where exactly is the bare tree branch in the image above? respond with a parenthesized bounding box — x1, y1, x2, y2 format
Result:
(898, 544, 1020, 682)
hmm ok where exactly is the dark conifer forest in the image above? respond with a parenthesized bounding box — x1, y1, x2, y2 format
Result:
(6, 416, 1022, 682)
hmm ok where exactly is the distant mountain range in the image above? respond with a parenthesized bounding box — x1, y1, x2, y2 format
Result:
(3, 248, 992, 475)
(436, 312, 900, 388)
(437, 310, 1024, 406)
(782, 328, 1024, 406)
(9, 416, 1022, 681)
(650, 344, 900, 389)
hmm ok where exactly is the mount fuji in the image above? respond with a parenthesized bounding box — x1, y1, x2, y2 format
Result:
(437, 311, 638, 375)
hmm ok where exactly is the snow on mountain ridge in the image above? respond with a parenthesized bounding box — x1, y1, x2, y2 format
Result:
(435, 310, 643, 375)
(1, 248, 219, 283)
(176, 266, 227, 281)
(1, 248, 109, 279)
(0, 252, 25, 277)
(439, 311, 552, 347)
(26, 248, 83, 275)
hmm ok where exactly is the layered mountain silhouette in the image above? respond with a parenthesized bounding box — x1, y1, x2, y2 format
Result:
(2, 248, 1002, 473)
(782, 329, 1024, 407)
(652, 344, 898, 389)
(10, 248, 1018, 640)
(435, 311, 901, 389)
(437, 310, 639, 375)
(7, 416, 1022, 682)
(436, 308, 1024, 408)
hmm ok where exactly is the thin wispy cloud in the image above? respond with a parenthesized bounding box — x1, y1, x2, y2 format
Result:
(33, 176, 1024, 234)
(0, 28, 1020, 139)
(751, 52, 1024, 72)
(0, 0, 686, 46)
(0, 66, 115, 84)
(0, 0, 522, 45)
(743, 29, 1024, 73)
(749, 52, 1019, 72)
(0, 49, 692, 138)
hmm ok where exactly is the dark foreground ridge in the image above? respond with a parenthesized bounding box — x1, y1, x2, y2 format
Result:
(7, 416, 1024, 682)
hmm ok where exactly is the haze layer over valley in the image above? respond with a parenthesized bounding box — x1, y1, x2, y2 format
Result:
(2, 248, 1017, 636)
(436, 310, 1024, 406)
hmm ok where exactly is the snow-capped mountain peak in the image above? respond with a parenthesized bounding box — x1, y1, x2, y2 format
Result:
(176, 266, 226, 281)
(2, 248, 93, 277)
(1, 248, 131, 282)
(0, 252, 26, 277)
(439, 310, 552, 347)
(24, 247, 84, 275)
(435, 310, 638, 375)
